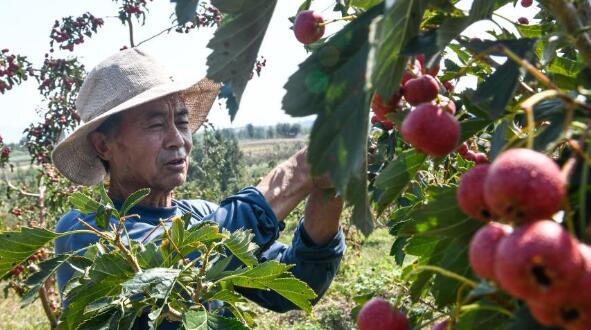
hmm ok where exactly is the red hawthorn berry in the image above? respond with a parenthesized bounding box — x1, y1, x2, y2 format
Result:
(518, 17, 529, 24)
(1, 48, 9, 53)
(293, 10, 325, 45)
(521, 0, 533, 7)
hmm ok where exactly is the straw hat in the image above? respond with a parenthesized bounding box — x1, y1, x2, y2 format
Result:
(52, 48, 221, 186)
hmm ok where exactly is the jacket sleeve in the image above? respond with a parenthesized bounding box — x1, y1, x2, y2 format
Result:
(204, 187, 346, 313)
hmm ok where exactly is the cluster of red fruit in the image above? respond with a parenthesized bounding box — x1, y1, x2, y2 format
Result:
(369, 55, 459, 158)
(38, 57, 84, 97)
(356, 297, 449, 330)
(175, 5, 222, 33)
(457, 148, 591, 329)
(0, 49, 36, 94)
(455, 142, 489, 164)
(49, 13, 104, 52)
(117, 0, 152, 23)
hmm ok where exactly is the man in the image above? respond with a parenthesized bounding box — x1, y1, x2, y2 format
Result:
(52, 48, 345, 326)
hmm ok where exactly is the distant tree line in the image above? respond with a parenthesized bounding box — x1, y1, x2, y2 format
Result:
(213, 122, 308, 140)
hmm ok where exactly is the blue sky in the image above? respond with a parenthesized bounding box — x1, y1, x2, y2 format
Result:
(0, 0, 534, 143)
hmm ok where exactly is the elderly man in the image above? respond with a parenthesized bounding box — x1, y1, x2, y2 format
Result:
(52, 48, 345, 326)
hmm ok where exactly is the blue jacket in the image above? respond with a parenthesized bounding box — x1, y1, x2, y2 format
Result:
(54, 187, 346, 327)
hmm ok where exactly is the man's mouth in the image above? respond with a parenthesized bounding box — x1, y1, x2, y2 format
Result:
(165, 158, 185, 165)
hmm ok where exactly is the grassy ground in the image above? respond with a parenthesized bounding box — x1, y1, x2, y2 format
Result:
(0, 288, 48, 330)
(249, 227, 400, 330)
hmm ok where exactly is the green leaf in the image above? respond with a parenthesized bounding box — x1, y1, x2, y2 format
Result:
(0, 227, 60, 278)
(60, 253, 134, 330)
(172, 0, 199, 25)
(121, 268, 181, 300)
(182, 309, 248, 330)
(398, 185, 481, 238)
(466, 39, 537, 119)
(375, 149, 426, 212)
(94, 204, 112, 230)
(68, 192, 102, 215)
(206, 0, 278, 111)
(457, 301, 512, 330)
(120, 188, 150, 216)
(210, 289, 246, 304)
(223, 229, 258, 268)
(224, 261, 317, 313)
(136, 242, 165, 268)
(205, 255, 234, 282)
(22, 254, 92, 306)
(351, 0, 382, 9)
(283, 6, 383, 236)
(371, 0, 426, 99)
(97, 184, 120, 219)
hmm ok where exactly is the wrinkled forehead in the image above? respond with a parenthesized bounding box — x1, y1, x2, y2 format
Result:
(127, 93, 188, 119)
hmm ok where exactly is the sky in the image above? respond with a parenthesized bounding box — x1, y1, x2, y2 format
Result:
(0, 0, 535, 143)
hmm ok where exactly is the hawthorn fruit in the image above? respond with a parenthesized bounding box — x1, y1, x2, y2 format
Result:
(521, 0, 533, 7)
(469, 222, 512, 280)
(402, 74, 439, 106)
(484, 148, 565, 224)
(357, 297, 409, 330)
(455, 142, 469, 157)
(518, 17, 529, 24)
(431, 320, 450, 330)
(293, 10, 325, 44)
(495, 220, 583, 304)
(457, 164, 495, 222)
(527, 244, 591, 330)
(400, 103, 460, 157)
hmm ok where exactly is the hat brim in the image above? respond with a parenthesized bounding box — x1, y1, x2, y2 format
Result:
(52, 78, 221, 186)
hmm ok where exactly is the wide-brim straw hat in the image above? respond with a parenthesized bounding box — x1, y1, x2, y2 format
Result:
(52, 48, 221, 186)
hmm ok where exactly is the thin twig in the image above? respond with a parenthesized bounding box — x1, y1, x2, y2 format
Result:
(136, 25, 176, 47)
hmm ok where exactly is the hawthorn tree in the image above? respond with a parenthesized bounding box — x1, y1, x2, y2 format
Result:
(2, 0, 591, 329)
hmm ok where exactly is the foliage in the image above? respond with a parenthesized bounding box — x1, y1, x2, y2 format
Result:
(0, 189, 316, 329)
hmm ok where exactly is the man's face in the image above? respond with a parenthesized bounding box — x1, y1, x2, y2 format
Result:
(105, 95, 193, 193)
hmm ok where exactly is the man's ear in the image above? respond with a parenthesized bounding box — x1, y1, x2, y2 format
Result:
(88, 131, 112, 162)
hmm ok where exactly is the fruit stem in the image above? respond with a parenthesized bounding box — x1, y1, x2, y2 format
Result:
(318, 15, 357, 27)
(520, 90, 564, 149)
(500, 46, 557, 90)
(459, 304, 514, 318)
(409, 265, 478, 288)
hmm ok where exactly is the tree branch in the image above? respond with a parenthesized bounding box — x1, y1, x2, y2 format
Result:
(546, 0, 591, 69)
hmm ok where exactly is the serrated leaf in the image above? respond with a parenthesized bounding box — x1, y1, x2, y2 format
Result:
(0, 227, 60, 278)
(120, 188, 150, 216)
(68, 192, 102, 215)
(182, 309, 248, 330)
(206, 0, 278, 112)
(22, 254, 92, 306)
(398, 185, 481, 237)
(210, 288, 245, 304)
(371, 0, 426, 99)
(136, 242, 165, 268)
(97, 184, 120, 219)
(122, 268, 180, 299)
(205, 255, 234, 282)
(223, 230, 258, 268)
(465, 39, 537, 119)
(60, 253, 134, 330)
(375, 149, 426, 212)
(95, 204, 112, 230)
(283, 6, 382, 236)
(224, 261, 317, 313)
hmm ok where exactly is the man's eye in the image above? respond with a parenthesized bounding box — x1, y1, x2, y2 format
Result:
(149, 123, 163, 128)
(176, 121, 189, 127)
